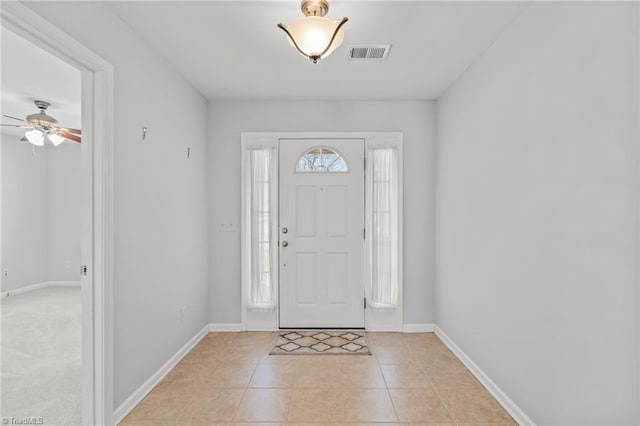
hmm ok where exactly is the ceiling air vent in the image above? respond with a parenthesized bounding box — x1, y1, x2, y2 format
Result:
(348, 44, 391, 61)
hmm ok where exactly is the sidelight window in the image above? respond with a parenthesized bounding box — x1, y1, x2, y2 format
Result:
(367, 148, 399, 308)
(247, 148, 275, 309)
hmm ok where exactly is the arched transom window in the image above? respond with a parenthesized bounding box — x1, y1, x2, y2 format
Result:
(296, 147, 348, 172)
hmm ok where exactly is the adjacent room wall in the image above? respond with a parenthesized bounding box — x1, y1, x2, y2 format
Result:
(1, 136, 81, 292)
(47, 143, 81, 282)
(208, 101, 437, 326)
(1, 134, 48, 292)
(436, 2, 639, 424)
(27, 1, 210, 408)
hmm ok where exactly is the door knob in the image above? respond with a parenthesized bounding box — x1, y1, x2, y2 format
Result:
(282, 240, 288, 247)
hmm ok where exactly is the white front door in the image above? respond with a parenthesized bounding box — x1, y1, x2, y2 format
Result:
(279, 139, 365, 328)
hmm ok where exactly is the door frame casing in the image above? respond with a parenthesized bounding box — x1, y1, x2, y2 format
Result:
(1, 3, 114, 425)
(240, 132, 403, 332)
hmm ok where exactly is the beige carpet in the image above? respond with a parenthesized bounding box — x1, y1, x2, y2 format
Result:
(1, 286, 82, 425)
(270, 330, 371, 355)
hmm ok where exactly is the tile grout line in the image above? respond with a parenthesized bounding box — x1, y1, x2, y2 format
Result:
(230, 388, 250, 422)
(285, 385, 295, 423)
(419, 351, 460, 426)
(229, 343, 262, 423)
(285, 347, 298, 423)
(374, 339, 402, 423)
(380, 368, 401, 423)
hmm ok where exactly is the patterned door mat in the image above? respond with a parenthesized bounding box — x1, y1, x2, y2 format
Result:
(270, 330, 371, 355)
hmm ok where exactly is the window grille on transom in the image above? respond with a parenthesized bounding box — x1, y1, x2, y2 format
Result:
(296, 147, 348, 172)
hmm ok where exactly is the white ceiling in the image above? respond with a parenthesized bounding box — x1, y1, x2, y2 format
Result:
(108, 1, 529, 101)
(1, 27, 82, 138)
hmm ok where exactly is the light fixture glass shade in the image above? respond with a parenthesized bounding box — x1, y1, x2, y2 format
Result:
(48, 133, 65, 146)
(282, 16, 345, 61)
(25, 129, 44, 146)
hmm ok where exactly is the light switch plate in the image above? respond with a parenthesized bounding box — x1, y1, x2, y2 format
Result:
(218, 222, 236, 232)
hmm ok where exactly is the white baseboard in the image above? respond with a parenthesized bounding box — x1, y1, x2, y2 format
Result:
(403, 323, 435, 333)
(113, 324, 209, 424)
(47, 281, 81, 287)
(366, 325, 402, 332)
(209, 324, 435, 332)
(434, 326, 535, 426)
(1, 281, 48, 298)
(209, 323, 243, 332)
(1, 280, 82, 298)
(208, 323, 435, 333)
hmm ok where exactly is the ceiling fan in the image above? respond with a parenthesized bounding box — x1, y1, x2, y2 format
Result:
(1, 100, 81, 146)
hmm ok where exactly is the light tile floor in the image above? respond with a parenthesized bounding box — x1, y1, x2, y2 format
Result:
(120, 331, 516, 425)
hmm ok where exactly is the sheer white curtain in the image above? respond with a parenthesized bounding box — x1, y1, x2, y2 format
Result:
(249, 148, 275, 309)
(367, 148, 399, 308)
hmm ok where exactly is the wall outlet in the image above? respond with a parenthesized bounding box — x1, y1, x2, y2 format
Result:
(2, 269, 8, 277)
(180, 306, 187, 322)
(65, 261, 72, 269)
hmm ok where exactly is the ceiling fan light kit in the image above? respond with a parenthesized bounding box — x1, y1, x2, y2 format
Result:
(278, 0, 348, 64)
(24, 128, 65, 147)
(24, 129, 45, 146)
(48, 133, 65, 146)
(26, 100, 58, 127)
(1, 99, 81, 146)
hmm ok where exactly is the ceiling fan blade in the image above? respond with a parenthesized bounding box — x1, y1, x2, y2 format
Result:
(0, 124, 31, 128)
(57, 130, 81, 143)
(3, 114, 25, 122)
(58, 127, 81, 135)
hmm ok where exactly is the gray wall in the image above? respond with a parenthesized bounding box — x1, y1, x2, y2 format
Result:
(1, 134, 49, 292)
(208, 101, 437, 325)
(28, 2, 211, 408)
(1, 136, 80, 291)
(436, 2, 639, 424)
(2, 24, 82, 291)
(47, 143, 81, 282)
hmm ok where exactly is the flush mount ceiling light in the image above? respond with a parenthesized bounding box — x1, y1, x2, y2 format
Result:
(278, 0, 348, 64)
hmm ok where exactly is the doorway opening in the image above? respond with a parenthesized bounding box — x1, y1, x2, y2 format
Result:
(1, 3, 114, 424)
(1, 25, 82, 424)
(241, 132, 403, 332)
